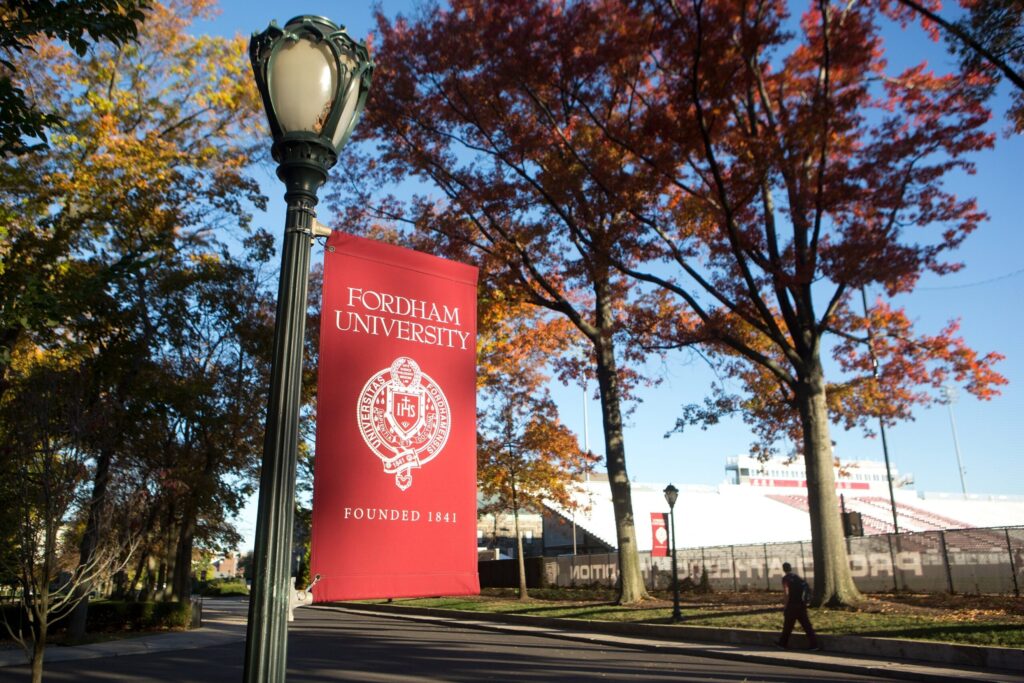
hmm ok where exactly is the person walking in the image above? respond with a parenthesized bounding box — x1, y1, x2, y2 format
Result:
(777, 562, 820, 650)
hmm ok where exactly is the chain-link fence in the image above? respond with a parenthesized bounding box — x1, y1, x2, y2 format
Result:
(539, 526, 1024, 595)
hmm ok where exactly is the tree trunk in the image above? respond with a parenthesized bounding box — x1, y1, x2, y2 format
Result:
(143, 557, 159, 601)
(796, 359, 863, 607)
(68, 447, 114, 640)
(171, 514, 196, 602)
(155, 558, 167, 599)
(29, 582, 49, 683)
(30, 627, 45, 683)
(594, 330, 648, 604)
(128, 548, 148, 600)
(513, 501, 528, 600)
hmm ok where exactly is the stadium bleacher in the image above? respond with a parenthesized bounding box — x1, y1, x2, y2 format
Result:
(544, 458, 1024, 552)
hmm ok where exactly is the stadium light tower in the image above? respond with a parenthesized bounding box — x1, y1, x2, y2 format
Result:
(860, 289, 899, 535)
(940, 385, 968, 496)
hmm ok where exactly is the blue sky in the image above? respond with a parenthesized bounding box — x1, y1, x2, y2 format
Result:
(197, 1, 1024, 547)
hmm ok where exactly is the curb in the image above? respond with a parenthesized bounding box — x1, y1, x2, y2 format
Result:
(336, 603, 1024, 682)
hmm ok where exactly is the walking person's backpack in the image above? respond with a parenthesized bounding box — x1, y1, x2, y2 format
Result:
(799, 577, 812, 606)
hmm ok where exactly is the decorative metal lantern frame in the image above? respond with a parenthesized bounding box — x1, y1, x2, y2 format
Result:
(663, 483, 679, 509)
(249, 15, 374, 199)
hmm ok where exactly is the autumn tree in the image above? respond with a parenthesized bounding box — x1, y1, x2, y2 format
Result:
(0, 0, 264, 398)
(478, 385, 594, 599)
(1, 0, 272, 635)
(142, 251, 273, 602)
(476, 296, 596, 599)
(343, 0, 668, 603)
(349, 0, 1008, 608)
(886, 0, 1024, 131)
(0, 357, 135, 683)
(556, 0, 1007, 605)
(0, 0, 148, 156)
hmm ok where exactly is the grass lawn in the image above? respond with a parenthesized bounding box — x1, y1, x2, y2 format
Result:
(361, 588, 1024, 648)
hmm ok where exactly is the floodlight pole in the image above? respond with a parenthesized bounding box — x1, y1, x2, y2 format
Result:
(860, 289, 900, 535)
(941, 385, 968, 496)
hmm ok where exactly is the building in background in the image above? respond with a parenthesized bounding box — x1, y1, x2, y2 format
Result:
(212, 553, 239, 579)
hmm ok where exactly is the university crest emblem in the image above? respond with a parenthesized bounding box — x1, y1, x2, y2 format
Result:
(357, 357, 451, 490)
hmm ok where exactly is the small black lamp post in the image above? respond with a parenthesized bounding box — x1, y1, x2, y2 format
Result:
(663, 483, 681, 622)
(244, 16, 372, 683)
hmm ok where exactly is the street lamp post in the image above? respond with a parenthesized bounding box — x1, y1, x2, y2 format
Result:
(663, 484, 681, 623)
(244, 16, 372, 683)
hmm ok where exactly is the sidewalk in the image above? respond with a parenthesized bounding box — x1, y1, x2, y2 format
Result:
(0, 597, 247, 669)
(338, 602, 1024, 683)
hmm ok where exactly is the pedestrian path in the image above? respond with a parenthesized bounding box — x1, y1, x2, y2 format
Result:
(0, 598, 247, 669)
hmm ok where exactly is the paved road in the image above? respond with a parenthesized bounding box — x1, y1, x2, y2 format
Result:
(0, 600, 881, 682)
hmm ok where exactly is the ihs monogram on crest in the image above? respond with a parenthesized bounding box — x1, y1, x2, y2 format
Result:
(357, 357, 451, 490)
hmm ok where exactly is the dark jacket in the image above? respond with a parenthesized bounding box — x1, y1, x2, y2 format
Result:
(782, 572, 807, 607)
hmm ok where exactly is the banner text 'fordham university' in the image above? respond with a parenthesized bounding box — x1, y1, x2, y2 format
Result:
(311, 233, 479, 601)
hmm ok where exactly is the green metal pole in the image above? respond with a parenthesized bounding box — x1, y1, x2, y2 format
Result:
(243, 141, 325, 683)
(670, 507, 681, 622)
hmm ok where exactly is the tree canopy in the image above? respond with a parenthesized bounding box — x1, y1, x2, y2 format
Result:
(0, 0, 149, 155)
(339, 0, 1008, 607)
(0, 1, 276, 672)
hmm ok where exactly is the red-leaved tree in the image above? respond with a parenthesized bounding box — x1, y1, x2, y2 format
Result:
(341, 0, 1006, 607)
(336, 0, 678, 602)
(579, 0, 1007, 605)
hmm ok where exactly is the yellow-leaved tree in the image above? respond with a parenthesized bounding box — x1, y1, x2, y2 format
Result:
(0, 2, 272, 678)
(476, 295, 598, 599)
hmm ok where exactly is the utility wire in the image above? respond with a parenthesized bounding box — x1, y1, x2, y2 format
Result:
(918, 266, 1024, 291)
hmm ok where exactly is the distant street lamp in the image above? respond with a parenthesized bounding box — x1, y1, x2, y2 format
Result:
(244, 16, 372, 683)
(663, 484, 681, 623)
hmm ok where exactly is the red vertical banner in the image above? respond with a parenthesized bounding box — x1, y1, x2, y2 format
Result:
(311, 232, 480, 601)
(651, 512, 669, 557)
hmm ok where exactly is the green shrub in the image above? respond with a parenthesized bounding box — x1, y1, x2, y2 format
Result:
(126, 600, 156, 628)
(84, 600, 190, 632)
(152, 601, 190, 629)
(0, 603, 29, 637)
(0, 603, 77, 637)
(85, 600, 130, 631)
(202, 579, 249, 597)
(0, 599, 192, 639)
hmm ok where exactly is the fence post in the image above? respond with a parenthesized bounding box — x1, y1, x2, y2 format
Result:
(763, 544, 770, 590)
(939, 530, 955, 594)
(1006, 528, 1020, 597)
(887, 533, 899, 592)
(645, 551, 652, 592)
(730, 545, 739, 591)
